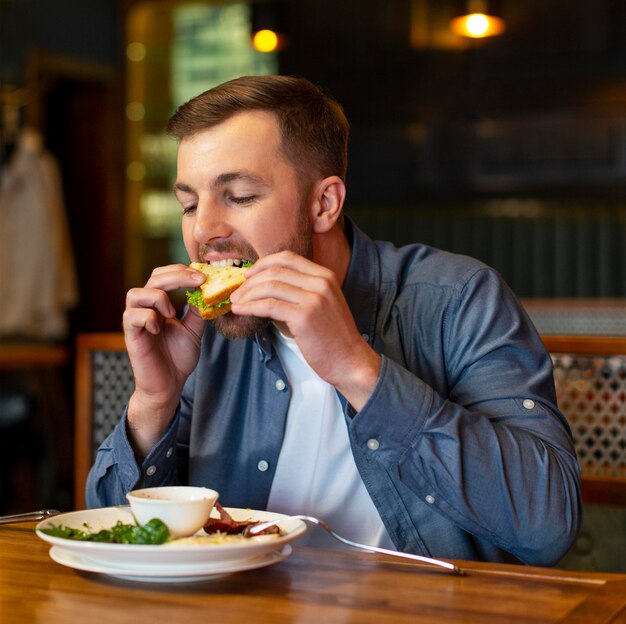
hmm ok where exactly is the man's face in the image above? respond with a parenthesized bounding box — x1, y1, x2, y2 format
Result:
(174, 110, 313, 339)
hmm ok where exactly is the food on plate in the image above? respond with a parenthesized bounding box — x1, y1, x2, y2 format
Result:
(39, 504, 281, 546)
(166, 532, 277, 546)
(41, 518, 170, 544)
(186, 260, 252, 320)
(203, 502, 281, 536)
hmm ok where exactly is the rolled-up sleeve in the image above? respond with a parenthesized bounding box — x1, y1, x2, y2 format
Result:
(349, 266, 582, 565)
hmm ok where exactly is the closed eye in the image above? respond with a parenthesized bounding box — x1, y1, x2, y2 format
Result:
(229, 195, 257, 205)
(182, 204, 197, 215)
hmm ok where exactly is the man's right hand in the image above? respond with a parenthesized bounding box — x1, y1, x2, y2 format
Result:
(122, 264, 206, 458)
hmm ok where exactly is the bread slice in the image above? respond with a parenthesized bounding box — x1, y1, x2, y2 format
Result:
(187, 262, 248, 320)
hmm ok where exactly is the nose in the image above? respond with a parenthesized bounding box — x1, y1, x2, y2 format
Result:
(192, 198, 233, 243)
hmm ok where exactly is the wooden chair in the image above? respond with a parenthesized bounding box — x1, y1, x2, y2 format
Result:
(541, 335, 626, 572)
(72, 333, 626, 502)
(541, 335, 626, 505)
(74, 333, 132, 509)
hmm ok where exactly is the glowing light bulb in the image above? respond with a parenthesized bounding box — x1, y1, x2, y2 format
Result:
(253, 29, 279, 53)
(466, 14, 489, 37)
(450, 12, 506, 38)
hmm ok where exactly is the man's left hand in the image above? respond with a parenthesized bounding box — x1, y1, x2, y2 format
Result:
(229, 250, 381, 411)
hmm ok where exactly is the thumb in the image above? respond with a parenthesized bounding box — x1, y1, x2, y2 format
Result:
(181, 303, 207, 338)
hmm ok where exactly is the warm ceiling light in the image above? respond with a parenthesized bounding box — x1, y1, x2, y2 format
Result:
(251, 2, 289, 52)
(450, 1, 506, 38)
(252, 29, 280, 53)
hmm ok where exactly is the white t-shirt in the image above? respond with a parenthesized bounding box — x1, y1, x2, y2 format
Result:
(267, 330, 395, 550)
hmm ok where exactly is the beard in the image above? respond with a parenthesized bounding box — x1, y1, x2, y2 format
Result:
(210, 206, 313, 341)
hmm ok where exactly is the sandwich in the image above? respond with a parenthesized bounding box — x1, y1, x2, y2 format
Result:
(186, 260, 252, 320)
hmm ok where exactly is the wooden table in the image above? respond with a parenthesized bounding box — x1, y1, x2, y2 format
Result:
(1, 523, 625, 624)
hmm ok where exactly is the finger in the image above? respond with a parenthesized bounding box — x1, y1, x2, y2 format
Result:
(126, 287, 178, 318)
(123, 307, 164, 336)
(232, 267, 335, 306)
(230, 296, 297, 324)
(233, 278, 317, 308)
(144, 265, 206, 290)
(180, 299, 208, 338)
(244, 251, 323, 278)
(233, 276, 332, 317)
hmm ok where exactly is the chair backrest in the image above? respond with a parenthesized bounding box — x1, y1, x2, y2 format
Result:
(541, 335, 626, 572)
(541, 336, 626, 506)
(74, 333, 132, 509)
(72, 333, 626, 506)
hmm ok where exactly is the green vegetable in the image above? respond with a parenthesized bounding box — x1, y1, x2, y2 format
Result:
(186, 290, 231, 312)
(41, 518, 170, 545)
(186, 289, 209, 311)
(242, 260, 253, 268)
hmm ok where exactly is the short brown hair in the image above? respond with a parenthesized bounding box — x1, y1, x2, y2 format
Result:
(167, 75, 349, 186)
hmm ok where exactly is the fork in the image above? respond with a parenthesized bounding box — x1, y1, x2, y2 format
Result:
(0, 509, 60, 525)
(245, 514, 464, 575)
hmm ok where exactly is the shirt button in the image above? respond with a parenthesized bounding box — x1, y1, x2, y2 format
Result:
(146, 465, 157, 476)
(166, 447, 173, 458)
(361, 333, 370, 342)
(257, 460, 269, 472)
(367, 438, 380, 451)
(275, 379, 286, 391)
(425, 495, 435, 504)
(523, 399, 535, 410)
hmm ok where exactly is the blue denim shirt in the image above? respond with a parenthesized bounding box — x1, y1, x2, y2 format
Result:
(87, 219, 581, 565)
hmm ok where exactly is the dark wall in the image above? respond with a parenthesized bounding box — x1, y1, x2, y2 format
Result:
(0, 0, 121, 82)
(5, 0, 624, 202)
(277, 0, 626, 296)
(2, 0, 625, 299)
(279, 0, 626, 204)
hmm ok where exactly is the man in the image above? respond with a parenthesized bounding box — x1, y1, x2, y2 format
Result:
(87, 75, 581, 565)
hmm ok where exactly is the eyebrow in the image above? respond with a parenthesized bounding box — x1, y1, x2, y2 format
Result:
(173, 182, 195, 195)
(212, 172, 267, 189)
(173, 172, 268, 195)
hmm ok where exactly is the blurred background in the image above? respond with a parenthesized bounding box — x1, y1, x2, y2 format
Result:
(0, 1, 625, 518)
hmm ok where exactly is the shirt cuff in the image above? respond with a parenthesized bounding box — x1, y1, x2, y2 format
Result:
(348, 354, 435, 464)
(137, 411, 180, 487)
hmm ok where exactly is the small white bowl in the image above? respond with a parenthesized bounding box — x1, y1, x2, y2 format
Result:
(126, 486, 219, 538)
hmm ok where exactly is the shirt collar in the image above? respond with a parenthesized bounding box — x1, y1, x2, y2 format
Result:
(341, 217, 380, 345)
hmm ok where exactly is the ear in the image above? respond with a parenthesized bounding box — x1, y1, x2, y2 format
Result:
(310, 176, 346, 233)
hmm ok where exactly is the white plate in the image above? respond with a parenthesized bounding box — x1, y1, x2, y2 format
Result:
(36, 506, 305, 569)
(49, 544, 292, 583)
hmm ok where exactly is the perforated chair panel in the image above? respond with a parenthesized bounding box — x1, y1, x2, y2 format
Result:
(91, 350, 134, 456)
(552, 353, 626, 478)
(74, 333, 131, 509)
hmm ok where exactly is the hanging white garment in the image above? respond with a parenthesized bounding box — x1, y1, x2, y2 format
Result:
(0, 127, 78, 339)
